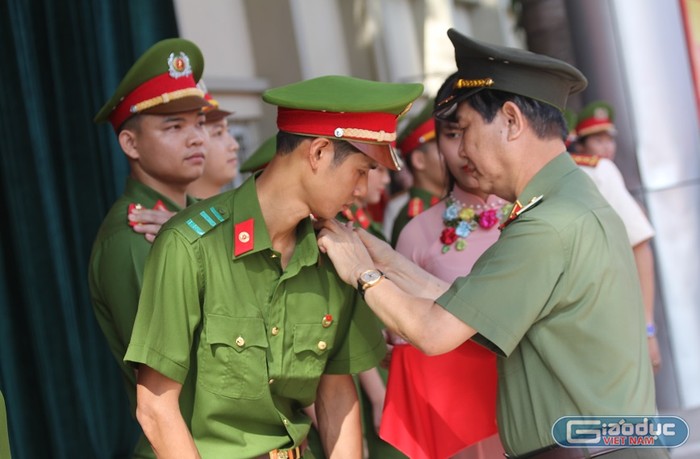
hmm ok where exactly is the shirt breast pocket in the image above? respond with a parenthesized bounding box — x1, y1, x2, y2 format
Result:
(292, 323, 336, 377)
(199, 314, 269, 400)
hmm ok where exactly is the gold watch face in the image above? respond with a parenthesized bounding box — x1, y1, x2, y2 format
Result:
(360, 270, 382, 285)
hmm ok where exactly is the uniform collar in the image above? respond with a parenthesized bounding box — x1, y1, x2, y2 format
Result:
(123, 177, 195, 211)
(230, 173, 319, 269)
(516, 152, 576, 207)
(409, 186, 440, 201)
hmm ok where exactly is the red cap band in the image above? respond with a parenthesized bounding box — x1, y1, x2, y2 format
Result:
(109, 72, 199, 131)
(398, 118, 436, 154)
(276, 108, 397, 143)
(576, 117, 614, 137)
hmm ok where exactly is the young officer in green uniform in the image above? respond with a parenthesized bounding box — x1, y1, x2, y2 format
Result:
(88, 38, 210, 458)
(317, 30, 667, 459)
(390, 100, 446, 246)
(124, 75, 422, 458)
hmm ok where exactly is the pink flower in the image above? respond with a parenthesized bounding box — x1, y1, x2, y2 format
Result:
(478, 209, 499, 229)
(440, 227, 457, 245)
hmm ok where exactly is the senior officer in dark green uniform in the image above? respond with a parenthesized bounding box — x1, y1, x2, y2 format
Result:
(125, 75, 423, 458)
(317, 30, 666, 459)
(89, 38, 210, 458)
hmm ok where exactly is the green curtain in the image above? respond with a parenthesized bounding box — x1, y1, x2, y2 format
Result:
(0, 0, 179, 457)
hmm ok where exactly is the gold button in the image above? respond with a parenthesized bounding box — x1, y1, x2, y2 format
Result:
(238, 231, 250, 243)
(283, 419, 289, 426)
(317, 341, 327, 351)
(271, 326, 280, 336)
(268, 378, 275, 385)
(235, 336, 245, 347)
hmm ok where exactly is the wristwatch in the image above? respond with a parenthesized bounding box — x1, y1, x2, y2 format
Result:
(357, 269, 384, 298)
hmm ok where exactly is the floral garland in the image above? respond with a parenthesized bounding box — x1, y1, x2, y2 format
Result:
(440, 193, 512, 253)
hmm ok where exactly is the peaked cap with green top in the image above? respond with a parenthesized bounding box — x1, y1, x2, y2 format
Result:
(240, 136, 276, 173)
(435, 29, 587, 119)
(263, 75, 423, 170)
(576, 100, 616, 138)
(397, 99, 436, 155)
(94, 38, 209, 132)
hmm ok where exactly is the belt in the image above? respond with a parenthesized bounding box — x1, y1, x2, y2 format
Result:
(256, 439, 308, 459)
(506, 445, 623, 459)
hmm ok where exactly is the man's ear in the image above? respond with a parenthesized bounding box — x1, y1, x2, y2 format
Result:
(307, 137, 332, 172)
(118, 129, 140, 160)
(501, 101, 525, 140)
(410, 149, 426, 171)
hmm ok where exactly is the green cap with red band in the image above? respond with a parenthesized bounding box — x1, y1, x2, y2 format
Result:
(198, 79, 234, 123)
(240, 136, 276, 174)
(94, 38, 210, 132)
(576, 100, 616, 138)
(397, 99, 436, 155)
(262, 75, 423, 171)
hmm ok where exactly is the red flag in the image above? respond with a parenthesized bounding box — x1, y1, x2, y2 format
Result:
(380, 342, 498, 459)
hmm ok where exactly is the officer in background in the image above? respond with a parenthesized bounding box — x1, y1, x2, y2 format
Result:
(187, 81, 240, 199)
(317, 30, 666, 459)
(572, 100, 661, 373)
(389, 100, 447, 246)
(89, 38, 210, 458)
(125, 75, 422, 458)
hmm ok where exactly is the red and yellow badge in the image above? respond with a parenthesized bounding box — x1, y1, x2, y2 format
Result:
(498, 195, 543, 230)
(234, 218, 254, 256)
(407, 197, 424, 218)
(570, 153, 600, 168)
(127, 200, 168, 227)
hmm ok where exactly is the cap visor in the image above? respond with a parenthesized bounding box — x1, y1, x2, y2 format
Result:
(141, 96, 211, 116)
(348, 141, 401, 171)
(434, 87, 484, 121)
(205, 108, 234, 123)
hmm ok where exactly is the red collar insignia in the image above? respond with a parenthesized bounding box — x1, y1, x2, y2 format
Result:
(127, 199, 168, 227)
(234, 218, 255, 256)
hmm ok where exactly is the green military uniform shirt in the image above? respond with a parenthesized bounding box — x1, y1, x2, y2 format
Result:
(390, 187, 440, 246)
(89, 178, 194, 458)
(0, 391, 11, 459)
(436, 153, 656, 456)
(125, 174, 386, 458)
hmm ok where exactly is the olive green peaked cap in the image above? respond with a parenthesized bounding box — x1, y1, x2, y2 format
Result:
(240, 136, 276, 173)
(263, 75, 423, 170)
(263, 75, 423, 115)
(436, 29, 587, 118)
(94, 38, 209, 131)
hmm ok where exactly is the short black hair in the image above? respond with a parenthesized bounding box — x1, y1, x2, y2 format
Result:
(118, 114, 142, 134)
(276, 131, 361, 166)
(464, 90, 567, 141)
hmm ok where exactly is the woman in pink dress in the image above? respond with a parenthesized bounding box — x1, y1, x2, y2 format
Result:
(380, 74, 510, 459)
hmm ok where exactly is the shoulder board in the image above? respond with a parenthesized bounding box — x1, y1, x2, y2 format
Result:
(180, 206, 229, 243)
(570, 153, 600, 168)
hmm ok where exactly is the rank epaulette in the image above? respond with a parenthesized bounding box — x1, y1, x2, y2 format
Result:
(570, 153, 600, 168)
(181, 206, 229, 243)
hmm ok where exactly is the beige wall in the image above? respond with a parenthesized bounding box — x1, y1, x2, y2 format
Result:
(173, 0, 521, 161)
